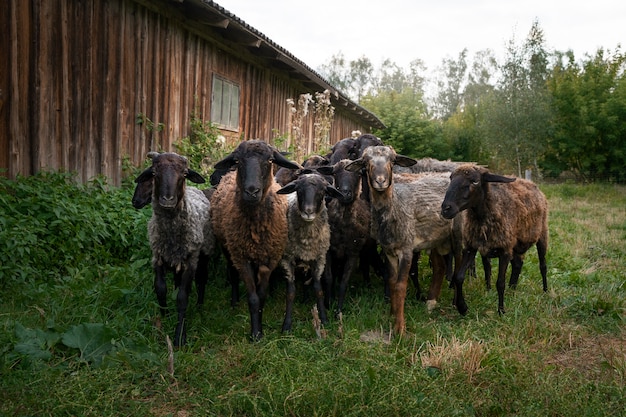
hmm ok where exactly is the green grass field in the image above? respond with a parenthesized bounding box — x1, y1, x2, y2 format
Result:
(1, 174, 624, 416)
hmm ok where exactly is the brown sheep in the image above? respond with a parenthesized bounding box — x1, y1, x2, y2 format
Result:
(210, 140, 301, 340)
(441, 164, 549, 315)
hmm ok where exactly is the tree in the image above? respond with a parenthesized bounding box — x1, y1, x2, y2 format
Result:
(482, 20, 552, 176)
(432, 49, 469, 120)
(363, 89, 449, 159)
(546, 48, 626, 181)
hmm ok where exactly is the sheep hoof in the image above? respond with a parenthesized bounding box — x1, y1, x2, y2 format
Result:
(457, 302, 468, 316)
(426, 299, 437, 312)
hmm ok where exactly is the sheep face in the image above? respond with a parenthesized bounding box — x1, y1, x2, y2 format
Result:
(135, 152, 205, 210)
(329, 138, 358, 164)
(318, 160, 360, 205)
(214, 140, 300, 205)
(277, 173, 343, 221)
(354, 134, 384, 158)
(345, 146, 416, 192)
(132, 177, 153, 209)
(441, 164, 516, 219)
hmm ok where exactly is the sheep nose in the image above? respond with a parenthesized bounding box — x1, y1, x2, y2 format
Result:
(245, 186, 260, 198)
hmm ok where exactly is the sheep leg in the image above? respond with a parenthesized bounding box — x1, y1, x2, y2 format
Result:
(508, 254, 524, 289)
(154, 263, 168, 316)
(453, 248, 475, 315)
(482, 255, 492, 290)
(174, 266, 194, 347)
(496, 253, 512, 314)
(392, 251, 412, 336)
(335, 256, 358, 317)
(195, 253, 209, 306)
(537, 238, 548, 292)
(426, 251, 446, 311)
(409, 252, 422, 301)
(311, 261, 328, 325)
(322, 252, 334, 309)
(240, 263, 263, 340)
(281, 263, 296, 332)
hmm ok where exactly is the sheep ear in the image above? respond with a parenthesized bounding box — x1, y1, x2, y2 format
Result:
(395, 155, 418, 167)
(344, 159, 364, 172)
(186, 169, 206, 184)
(277, 182, 297, 194)
(272, 149, 302, 170)
(214, 153, 237, 170)
(483, 172, 516, 184)
(316, 165, 334, 176)
(135, 167, 154, 183)
(326, 185, 345, 199)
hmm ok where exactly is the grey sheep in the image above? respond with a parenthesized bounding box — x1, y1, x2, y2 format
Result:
(210, 140, 301, 340)
(276, 172, 343, 332)
(135, 152, 214, 346)
(346, 146, 457, 336)
(441, 163, 549, 315)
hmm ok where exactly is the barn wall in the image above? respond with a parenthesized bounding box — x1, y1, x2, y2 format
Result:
(1, 0, 373, 184)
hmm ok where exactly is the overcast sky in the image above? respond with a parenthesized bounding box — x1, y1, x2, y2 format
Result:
(217, 0, 624, 73)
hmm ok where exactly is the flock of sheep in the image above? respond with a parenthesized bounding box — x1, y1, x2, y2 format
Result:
(133, 135, 549, 346)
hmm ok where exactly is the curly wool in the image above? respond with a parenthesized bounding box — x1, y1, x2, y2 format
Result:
(210, 171, 289, 271)
(149, 187, 213, 271)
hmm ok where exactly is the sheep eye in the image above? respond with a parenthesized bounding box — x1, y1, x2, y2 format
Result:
(471, 180, 479, 186)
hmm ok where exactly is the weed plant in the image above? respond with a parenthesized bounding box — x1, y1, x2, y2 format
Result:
(0, 175, 624, 416)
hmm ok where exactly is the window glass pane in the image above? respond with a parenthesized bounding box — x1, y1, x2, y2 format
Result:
(229, 85, 240, 129)
(211, 78, 223, 123)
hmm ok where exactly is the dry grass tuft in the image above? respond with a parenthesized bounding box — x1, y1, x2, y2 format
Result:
(417, 335, 488, 382)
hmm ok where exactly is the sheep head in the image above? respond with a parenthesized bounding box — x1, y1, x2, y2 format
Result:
(441, 164, 516, 219)
(277, 173, 343, 221)
(214, 140, 301, 205)
(135, 152, 205, 210)
(345, 146, 416, 192)
(317, 160, 360, 205)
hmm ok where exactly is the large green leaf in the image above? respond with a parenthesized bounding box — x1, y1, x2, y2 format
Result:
(61, 323, 117, 366)
(13, 322, 60, 362)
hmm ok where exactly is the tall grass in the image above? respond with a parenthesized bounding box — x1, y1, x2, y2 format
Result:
(1, 175, 624, 416)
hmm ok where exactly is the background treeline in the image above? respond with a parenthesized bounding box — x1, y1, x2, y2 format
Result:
(319, 21, 626, 182)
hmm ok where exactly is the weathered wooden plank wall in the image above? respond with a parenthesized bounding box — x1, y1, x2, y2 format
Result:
(1, 0, 371, 184)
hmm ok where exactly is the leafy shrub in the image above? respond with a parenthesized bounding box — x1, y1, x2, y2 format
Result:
(174, 110, 228, 178)
(0, 171, 151, 289)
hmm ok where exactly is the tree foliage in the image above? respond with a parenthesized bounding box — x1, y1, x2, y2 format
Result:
(318, 21, 625, 182)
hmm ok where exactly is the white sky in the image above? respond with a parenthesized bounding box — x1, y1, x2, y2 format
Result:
(217, 0, 624, 73)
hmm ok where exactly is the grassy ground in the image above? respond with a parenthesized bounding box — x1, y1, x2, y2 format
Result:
(0, 174, 624, 416)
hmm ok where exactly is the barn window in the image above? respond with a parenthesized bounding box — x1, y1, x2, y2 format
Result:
(211, 76, 240, 130)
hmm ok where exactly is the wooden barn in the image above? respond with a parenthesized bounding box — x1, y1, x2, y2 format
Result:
(1, 0, 384, 185)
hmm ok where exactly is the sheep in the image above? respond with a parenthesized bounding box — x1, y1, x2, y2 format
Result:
(275, 154, 330, 186)
(327, 137, 358, 164)
(134, 152, 214, 346)
(276, 172, 343, 332)
(346, 146, 456, 335)
(393, 157, 461, 175)
(441, 163, 549, 315)
(209, 139, 301, 340)
(317, 159, 381, 315)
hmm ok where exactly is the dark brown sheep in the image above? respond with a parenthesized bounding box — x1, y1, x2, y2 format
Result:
(441, 163, 549, 315)
(210, 140, 301, 340)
